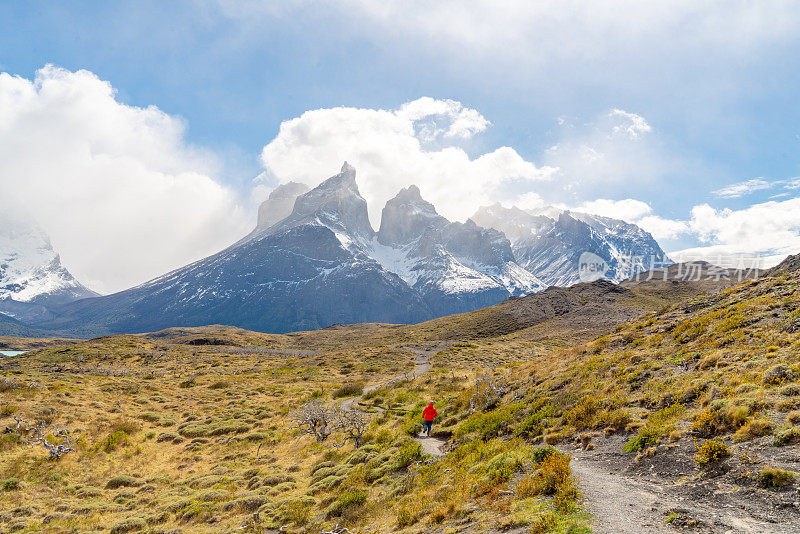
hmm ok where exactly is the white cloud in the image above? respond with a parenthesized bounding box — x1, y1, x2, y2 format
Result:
(609, 109, 651, 139)
(659, 198, 800, 267)
(576, 198, 652, 221)
(541, 107, 674, 188)
(396, 97, 490, 140)
(571, 198, 689, 241)
(712, 178, 771, 198)
(259, 98, 555, 224)
(0, 66, 250, 293)
(213, 2, 800, 86)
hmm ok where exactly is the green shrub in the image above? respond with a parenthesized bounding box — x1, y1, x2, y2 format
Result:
(456, 404, 521, 440)
(395, 440, 423, 467)
(332, 382, 364, 398)
(773, 427, 800, 446)
(105, 475, 143, 489)
(763, 365, 793, 386)
(733, 419, 772, 442)
(2, 478, 20, 491)
(693, 439, 729, 465)
(565, 397, 600, 430)
(622, 426, 661, 453)
(397, 506, 417, 527)
(485, 452, 523, 484)
(281, 499, 311, 526)
(606, 409, 633, 430)
(758, 466, 796, 489)
(328, 490, 367, 517)
(101, 430, 130, 452)
(530, 445, 559, 464)
(109, 517, 146, 533)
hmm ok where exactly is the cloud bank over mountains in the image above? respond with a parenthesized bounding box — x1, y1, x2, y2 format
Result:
(0, 66, 250, 293)
(1, 65, 799, 292)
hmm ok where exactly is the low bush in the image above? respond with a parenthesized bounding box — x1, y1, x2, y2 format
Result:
(693, 439, 730, 465)
(101, 430, 131, 452)
(109, 517, 146, 533)
(327, 490, 367, 517)
(762, 365, 793, 386)
(773, 427, 800, 446)
(332, 383, 364, 398)
(106, 475, 143, 489)
(539, 453, 571, 495)
(733, 419, 772, 442)
(758, 466, 796, 489)
(530, 445, 559, 464)
(622, 426, 661, 453)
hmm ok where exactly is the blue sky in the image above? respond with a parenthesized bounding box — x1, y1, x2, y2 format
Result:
(2, 1, 800, 291)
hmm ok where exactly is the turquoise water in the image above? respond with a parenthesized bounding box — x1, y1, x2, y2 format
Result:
(0, 350, 25, 357)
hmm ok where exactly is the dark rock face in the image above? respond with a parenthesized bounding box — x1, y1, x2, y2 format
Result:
(377, 185, 448, 246)
(375, 186, 545, 315)
(46, 225, 430, 335)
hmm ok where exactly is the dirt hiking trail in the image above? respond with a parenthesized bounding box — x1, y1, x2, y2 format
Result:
(342, 344, 446, 457)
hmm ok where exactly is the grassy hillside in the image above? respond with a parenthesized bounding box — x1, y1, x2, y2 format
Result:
(1, 264, 794, 533)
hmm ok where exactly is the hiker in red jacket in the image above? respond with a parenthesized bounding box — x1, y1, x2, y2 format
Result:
(422, 402, 437, 436)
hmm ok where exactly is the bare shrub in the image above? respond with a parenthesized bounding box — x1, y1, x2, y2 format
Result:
(470, 370, 510, 413)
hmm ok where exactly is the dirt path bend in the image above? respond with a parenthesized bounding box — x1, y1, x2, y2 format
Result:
(341, 344, 447, 457)
(565, 443, 795, 534)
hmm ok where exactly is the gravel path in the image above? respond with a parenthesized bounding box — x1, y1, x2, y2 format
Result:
(567, 453, 675, 534)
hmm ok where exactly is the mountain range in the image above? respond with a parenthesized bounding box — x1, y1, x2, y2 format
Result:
(0, 163, 669, 336)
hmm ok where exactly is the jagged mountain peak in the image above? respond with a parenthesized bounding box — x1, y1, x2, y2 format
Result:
(267, 162, 374, 242)
(257, 181, 310, 228)
(378, 185, 447, 246)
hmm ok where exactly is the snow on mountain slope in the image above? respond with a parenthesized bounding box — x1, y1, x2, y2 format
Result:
(375, 186, 544, 315)
(471, 203, 669, 286)
(0, 209, 96, 310)
(19, 163, 672, 336)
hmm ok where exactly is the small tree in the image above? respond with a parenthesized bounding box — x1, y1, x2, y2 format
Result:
(291, 401, 338, 443)
(336, 409, 371, 448)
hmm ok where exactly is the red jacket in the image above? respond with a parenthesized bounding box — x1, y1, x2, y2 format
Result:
(423, 404, 438, 421)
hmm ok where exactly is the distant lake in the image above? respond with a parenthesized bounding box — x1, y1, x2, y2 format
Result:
(0, 350, 25, 357)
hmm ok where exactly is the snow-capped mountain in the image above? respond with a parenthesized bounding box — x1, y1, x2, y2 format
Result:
(471, 203, 669, 286)
(373, 186, 544, 315)
(0, 210, 96, 324)
(21, 164, 670, 336)
(41, 164, 433, 335)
